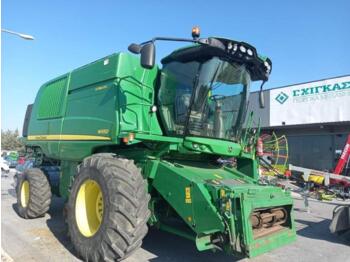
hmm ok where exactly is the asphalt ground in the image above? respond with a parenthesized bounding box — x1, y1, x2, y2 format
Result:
(2, 169, 350, 262)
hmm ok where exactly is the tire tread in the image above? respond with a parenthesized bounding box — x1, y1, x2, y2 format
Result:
(16, 168, 52, 218)
(68, 153, 150, 261)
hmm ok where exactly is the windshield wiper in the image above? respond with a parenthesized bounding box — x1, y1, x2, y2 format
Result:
(183, 61, 223, 137)
(183, 64, 203, 136)
(206, 62, 222, 98)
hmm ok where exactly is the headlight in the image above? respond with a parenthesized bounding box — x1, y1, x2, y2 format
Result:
(264, 61, 271, 71)
(239, 45, 246, 53)
(233, 44, 238, 52)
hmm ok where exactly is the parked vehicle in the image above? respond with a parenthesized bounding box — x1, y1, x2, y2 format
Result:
(4, 151, 19, 168)
(16, 28, 295, 261)
(1, 158, 10, 173)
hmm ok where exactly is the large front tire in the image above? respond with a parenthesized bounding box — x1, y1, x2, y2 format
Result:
(67, 154, 150, 262)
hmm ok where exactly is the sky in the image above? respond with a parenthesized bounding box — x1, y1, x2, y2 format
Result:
(1, 0, 349, 131)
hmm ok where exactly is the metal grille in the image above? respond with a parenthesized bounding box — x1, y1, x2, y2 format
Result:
(38, 77, 67, 119)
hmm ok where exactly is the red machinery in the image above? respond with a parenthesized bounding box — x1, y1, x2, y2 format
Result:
(334, 134, 350, 175)
(330, 134, 350, 237)
(330, 134, 350, 187)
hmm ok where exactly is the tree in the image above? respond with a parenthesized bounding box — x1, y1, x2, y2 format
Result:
(1, 129, 24, 152)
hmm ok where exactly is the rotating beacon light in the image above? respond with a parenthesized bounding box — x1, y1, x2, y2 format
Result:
(191, 26, 200, 40)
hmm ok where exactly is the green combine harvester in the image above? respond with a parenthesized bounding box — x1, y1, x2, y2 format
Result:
(17, 28, 296, 261)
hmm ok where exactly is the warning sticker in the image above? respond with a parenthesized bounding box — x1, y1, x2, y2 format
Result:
(185, 187, 192, 204)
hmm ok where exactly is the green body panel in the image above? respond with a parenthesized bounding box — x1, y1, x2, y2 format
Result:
(59, 160, 79, 199)
(238, 190, 296, 257)
(183, 137, 242, 156)
(26, 52, 162, 161)
(23, 42, 296, 258)
(148, 156, 295, 257)
(152, 160, 226, 234)
(237, 157, 259, 180)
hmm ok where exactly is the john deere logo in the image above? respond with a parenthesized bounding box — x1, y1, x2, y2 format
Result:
(275, 92, 289, 104)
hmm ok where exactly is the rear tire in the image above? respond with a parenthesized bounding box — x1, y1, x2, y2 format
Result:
(16, 168, 52, 218)
(67, 154, 150, 262)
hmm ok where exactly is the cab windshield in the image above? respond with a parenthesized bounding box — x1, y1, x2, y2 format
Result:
(158, 56, 251, 141)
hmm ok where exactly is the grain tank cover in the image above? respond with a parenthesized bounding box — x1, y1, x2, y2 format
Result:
(69, 54, 120, 91)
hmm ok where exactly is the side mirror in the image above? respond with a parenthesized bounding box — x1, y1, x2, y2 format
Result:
(128, 43, 142, 54)
(140, 42, 155, 69)
(259, 81, 266, 109)
(259, 91, 265, 109)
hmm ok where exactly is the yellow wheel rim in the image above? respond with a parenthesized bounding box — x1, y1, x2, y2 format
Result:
(75, 179, 104, 237)
(21, 180, 30, 207)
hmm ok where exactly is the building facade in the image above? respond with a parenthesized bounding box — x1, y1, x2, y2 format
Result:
(248, 75, 350, 172)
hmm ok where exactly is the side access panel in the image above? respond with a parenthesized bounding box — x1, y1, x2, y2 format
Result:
(26, 75, 70, 158)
